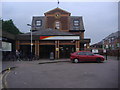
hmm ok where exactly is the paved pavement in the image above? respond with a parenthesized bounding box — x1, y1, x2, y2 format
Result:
(1, 56, 119, 88)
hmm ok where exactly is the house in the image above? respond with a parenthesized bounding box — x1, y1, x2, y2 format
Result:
(102, 31, 120, 50)
(90, 31, 120, 56)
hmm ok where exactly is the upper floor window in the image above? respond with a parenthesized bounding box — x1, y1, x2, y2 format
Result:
(102, 40, 105, 44)
(111, 37, 114, 41)
(109, 39, 111, 43)
(55, 21, 60, 29)
(73, 20, 80, 26)
(35, 20, 42, 26)
(74, 26, 79, 30)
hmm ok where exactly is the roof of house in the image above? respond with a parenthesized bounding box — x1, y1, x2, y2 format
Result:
(44, 7, 71, 15)
(90, 41, 103, 47)
(103, 31, 120, 40)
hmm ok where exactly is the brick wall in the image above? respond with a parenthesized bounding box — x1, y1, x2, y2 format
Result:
(46, 16, 69, 31)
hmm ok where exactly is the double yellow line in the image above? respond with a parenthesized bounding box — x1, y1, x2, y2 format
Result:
(2, 69, 11, 89)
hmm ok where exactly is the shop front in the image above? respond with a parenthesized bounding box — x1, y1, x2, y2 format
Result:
(16, 29, 90, 59)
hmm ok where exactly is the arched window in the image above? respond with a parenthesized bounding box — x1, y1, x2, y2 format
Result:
(55, 21, 60, 30)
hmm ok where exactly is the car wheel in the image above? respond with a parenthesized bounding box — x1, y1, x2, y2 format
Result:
(74, 59, 79, 63)
(96, 58, 101, 63)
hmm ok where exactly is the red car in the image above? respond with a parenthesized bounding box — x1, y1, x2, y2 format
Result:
(70, 51, 105, 63)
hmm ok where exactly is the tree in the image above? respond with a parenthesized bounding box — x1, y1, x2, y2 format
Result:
(2, 19, 23, 35)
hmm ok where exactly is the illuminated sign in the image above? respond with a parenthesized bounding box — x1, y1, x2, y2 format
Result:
(40, 36, 80, 40)
(2, 42, 12, 51)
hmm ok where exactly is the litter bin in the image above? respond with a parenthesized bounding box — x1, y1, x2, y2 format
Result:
(50, 52, 54, 60)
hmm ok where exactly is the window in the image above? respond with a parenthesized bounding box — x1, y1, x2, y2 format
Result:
(112, 37, 114, 40)
(74, 26, 79, 30)
(109, 44, 112, 48)
(55, 21, 60, 29)
(36, 20, 42, 26)
(85, 52, 94, 56)
(77, 52, 86, 55)
(111, 37, 114, 42)
(73, 20, 80, 30)
(117, 43, 120, 47)
(77, 52, 93, 56)
(109, 39, 111, 43)
(73, 20, 80, 26)
(112, 44, 114, 49)
(102, 40, 105, 44)
(106, 45, 109, 49)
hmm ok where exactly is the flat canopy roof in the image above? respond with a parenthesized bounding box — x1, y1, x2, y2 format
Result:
(17, 28, 79, 40)
(22, 28, 75, 35)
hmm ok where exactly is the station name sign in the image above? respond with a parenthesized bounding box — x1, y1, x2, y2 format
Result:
(40, 36, 80, 40)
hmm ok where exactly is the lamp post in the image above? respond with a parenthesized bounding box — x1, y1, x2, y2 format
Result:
(27, 24, 33, 54)
(117, 43, 120, 60)
(105, 45, 109, 60)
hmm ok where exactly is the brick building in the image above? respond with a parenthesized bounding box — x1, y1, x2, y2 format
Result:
(102, 31, 120, 50)
(90, 31, 120, 56)
(16, 8, 91, 59)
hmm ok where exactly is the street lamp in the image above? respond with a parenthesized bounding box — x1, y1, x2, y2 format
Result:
(117, 43, 120, 60)
(27, 24, 33, 54)
(105, 45, 109, 60)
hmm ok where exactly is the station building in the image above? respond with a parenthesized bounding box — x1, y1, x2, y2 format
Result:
(16, 8, 91, 59)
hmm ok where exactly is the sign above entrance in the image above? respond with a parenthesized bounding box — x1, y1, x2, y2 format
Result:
(40, 36, 80, 40)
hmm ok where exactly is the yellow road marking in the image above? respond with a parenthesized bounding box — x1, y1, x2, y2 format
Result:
(2, 70, 11, 88)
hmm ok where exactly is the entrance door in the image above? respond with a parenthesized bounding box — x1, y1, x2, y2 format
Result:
(59, 45, 75, 58)
(39, 45, 55, 59)
(20, 45, 35, 57)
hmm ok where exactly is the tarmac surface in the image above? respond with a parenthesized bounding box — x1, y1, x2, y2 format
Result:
(2, 56, 118, 72)
(1, 56, 119, 88)
(2, 59, 70, 72)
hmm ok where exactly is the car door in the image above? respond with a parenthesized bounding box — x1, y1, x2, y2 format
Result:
(77, 52, 87, 61)
(86, 52, 96, 61)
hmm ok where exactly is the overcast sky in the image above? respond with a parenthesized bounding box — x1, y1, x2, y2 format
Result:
(2, 1, 118, 45)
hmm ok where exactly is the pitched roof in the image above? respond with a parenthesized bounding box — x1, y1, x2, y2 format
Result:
(44, 7, 71, 15)
(103, 31, 120, 40)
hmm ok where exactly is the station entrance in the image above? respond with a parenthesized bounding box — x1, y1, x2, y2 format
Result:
(20, 45, 55, 59)
(20, 44, 76, 59)
(39, 45, 55, 59)
(20, 45, 35, 57)
(17, 38, 90, 59)
(59, 45, 75, 58)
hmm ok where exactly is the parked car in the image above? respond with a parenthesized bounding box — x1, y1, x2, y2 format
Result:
(70, 51, 105, 63)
